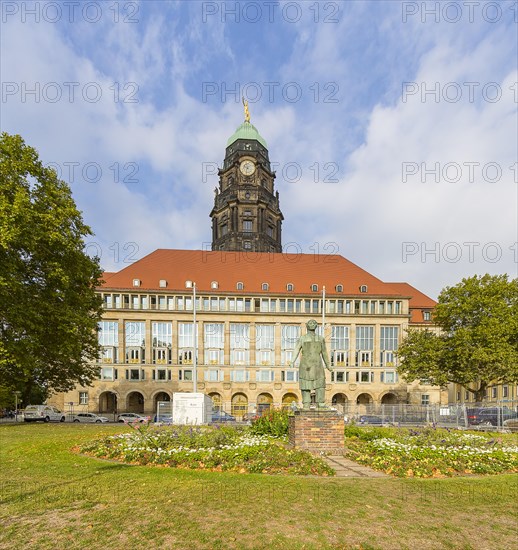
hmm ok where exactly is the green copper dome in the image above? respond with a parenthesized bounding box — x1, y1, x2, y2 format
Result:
(226, 121, 268, 149)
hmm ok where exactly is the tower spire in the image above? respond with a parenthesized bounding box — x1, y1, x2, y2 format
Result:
(242, 96, 250, 123)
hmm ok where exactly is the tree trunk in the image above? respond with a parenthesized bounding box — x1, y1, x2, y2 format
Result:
(472, 382, 487, 404)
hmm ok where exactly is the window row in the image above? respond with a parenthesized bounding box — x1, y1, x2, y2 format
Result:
(101, 293, 403, 315)
(99, 322, 399, 366)
(331, 371, 399, 384)
(99, 367, 399, 384)
(99, 367, 301, 383)
(455, 385, 515, 401)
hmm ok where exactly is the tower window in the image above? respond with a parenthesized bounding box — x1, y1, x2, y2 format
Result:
(267, 226, 274, 237)
(244, 241, 252, 250)
(220, 223, 228, 236)
(243, 220, 253, 232)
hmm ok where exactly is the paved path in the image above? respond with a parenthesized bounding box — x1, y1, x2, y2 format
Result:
(323, 455, 389, 478)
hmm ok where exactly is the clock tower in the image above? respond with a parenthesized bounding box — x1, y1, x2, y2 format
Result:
(210, 103, 284, 253)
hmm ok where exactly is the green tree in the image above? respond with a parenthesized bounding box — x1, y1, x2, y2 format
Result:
(0, 132, 103, 404)
(398, 274, 518, 402)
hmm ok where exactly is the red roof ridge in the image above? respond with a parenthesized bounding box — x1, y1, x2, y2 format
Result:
(96, 249, 433, 303)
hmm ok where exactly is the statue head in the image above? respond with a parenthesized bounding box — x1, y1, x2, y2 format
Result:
(306, 319, 318, 331)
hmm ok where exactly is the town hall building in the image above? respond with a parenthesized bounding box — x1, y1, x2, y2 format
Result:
(57, 108, 445, 418)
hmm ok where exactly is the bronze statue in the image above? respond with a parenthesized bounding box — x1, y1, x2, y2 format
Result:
(291, 319, 332, 409)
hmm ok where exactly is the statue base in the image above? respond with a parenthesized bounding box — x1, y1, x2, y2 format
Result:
(288, 410, 344, 454)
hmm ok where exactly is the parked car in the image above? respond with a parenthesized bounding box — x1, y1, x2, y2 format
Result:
(153, 414, 172, 424)
(117, 413, 148, 423)
(211, 410, 236, 423)
(23, 405, 65, 423)
(467, 407, 518, 426)
(72, 413, 109, 423)
(358, 415, 383, 425)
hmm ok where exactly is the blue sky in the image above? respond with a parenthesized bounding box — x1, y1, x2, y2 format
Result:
(2, 0, 517, 298)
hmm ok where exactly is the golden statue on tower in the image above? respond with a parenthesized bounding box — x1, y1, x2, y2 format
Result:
(242, 96, 250, 123)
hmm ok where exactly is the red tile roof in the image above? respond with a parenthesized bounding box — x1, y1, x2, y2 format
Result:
(98, 249, 436, 306)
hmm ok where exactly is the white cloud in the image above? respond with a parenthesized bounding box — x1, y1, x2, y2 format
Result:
(2, 4, 516, 298)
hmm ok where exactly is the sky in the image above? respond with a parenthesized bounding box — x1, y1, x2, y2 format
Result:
(1, 0, 517, 300)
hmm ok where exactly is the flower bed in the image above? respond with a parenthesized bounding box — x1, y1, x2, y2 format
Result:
(344, 426, 518, 477)
(77, 424, 334, 476)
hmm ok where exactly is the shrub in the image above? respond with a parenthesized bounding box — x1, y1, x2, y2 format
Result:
(249, 408, 290, 437)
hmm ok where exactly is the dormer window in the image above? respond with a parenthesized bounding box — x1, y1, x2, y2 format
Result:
(286, 283, 294, 292)
(261, 283, 269, 291)
(211, 281, 219, 289)
(236, 282, 244, 290)
(335, 284, 343, 292)
(311, 284, 318, 292)
(359, 285, 368, 293)
(159, 280, 167, 288)
(133, 279, 141, 287)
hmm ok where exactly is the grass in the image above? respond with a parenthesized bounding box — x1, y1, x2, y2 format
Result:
(1, 423, 517, 550)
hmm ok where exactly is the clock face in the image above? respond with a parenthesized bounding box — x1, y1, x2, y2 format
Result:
(240, 160, 255, 176)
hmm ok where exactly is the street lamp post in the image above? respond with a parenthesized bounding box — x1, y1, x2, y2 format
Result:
(13, 391, 21, 420)
(321, 285, 326, 334)
(185, 280, 198, 393)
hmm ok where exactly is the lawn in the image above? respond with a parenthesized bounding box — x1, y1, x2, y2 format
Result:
(1, 423, 517, 550)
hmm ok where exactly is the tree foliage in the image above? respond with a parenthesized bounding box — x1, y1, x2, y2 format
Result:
(398, 274, 518, 402)
(0, 132, 103, 403)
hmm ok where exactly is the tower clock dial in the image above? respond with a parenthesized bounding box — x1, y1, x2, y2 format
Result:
(240, 160, 256, 176)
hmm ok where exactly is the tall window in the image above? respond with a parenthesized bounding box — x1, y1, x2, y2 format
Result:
(98, 321, 118, 363)
(152, 322, 172, 364)
(331, 325, 349, 367)
(204, 323, 224, 365)
(125, 321, 145, 363)
(256, 325, 275, 365)
(281, 325, 300, 365)
(178, 322, 197, 365)
(243, 220, 253, 232)
(355, 326, 374, 367)
(380, 326, 399, 367)
(230, 323, 250, 365)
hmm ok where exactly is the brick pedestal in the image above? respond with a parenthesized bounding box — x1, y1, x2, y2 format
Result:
(288, 410, 344, 454)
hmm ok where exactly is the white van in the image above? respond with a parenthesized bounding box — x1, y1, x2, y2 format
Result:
(23, 405, 66, 423)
